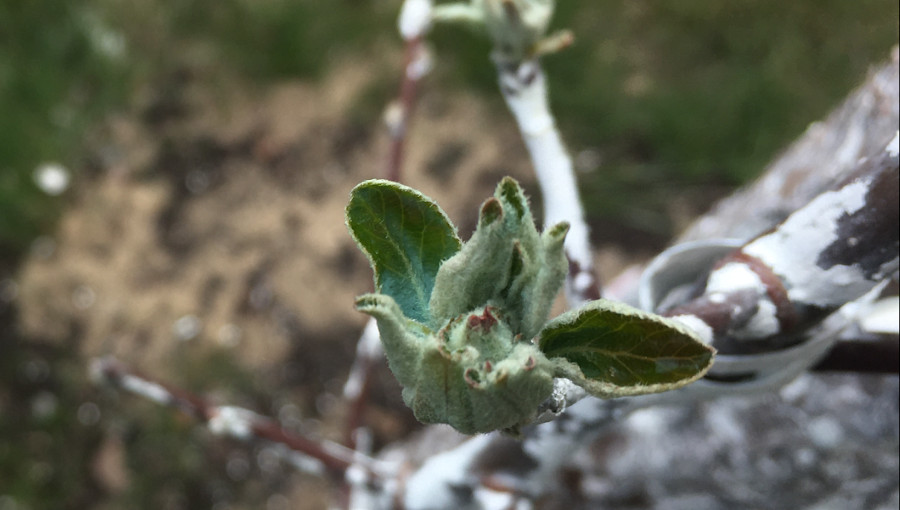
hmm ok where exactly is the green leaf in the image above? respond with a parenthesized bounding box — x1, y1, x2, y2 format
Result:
(347, 179, 461, 324)
(539, 300, 715, 397)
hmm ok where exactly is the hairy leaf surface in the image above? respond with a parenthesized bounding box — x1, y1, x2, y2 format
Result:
(539, 300, 715, 397)
(347, 180, 461, 324)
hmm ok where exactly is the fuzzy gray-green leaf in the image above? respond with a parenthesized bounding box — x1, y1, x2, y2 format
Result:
(347, 180, 461, 324)
(539, 300, 715, 397)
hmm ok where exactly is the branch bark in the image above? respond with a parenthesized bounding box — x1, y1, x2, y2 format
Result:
(392, 49, 900, 510)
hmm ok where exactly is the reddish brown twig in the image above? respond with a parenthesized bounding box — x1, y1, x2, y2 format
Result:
(385, 35, 428, 182)
(344, 2, 435, 450)
(91, 356, 382, 478)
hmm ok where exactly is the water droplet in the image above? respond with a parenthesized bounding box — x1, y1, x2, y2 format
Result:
(217, 324, 242, 348)
(31, 391, 58, 419)
(808, 416, 844, 449)
(277, 404, 302, 430)
(72, 285, 96, 310)
(33, 162, 70, 195)
(226, 455, 250, 481)
(30, 236, 56, 260)
(185, 169, 210, 194)
(266, 494, 290, 510)
(173, 315, 202, 341)
(256, 447, 281, 475)
(0, 279, 18, 303)
(23, 358, 50, 382)
(77, 401, 101, 426)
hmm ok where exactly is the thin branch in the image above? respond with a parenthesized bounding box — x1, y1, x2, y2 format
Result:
(90, 356, 386, 479)
(384, 0, 433, 182)
(342, 0, 435, 452)
(342, 318, 382, 448)
(497, 60, 601, 307)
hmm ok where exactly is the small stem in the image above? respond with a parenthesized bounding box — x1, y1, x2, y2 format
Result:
(385, 0, 433, 182)
(385, 36, 428, 182)
(342, 319, 383, 449)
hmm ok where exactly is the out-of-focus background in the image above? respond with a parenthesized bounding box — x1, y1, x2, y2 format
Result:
(1, 1, 897, 509)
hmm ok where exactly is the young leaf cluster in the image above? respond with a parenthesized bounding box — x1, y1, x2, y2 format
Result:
(347, 178, 714, 434)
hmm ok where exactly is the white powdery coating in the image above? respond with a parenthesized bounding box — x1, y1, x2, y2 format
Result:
(704, 261, 779, 339)
(625, 407, 669, 437)
(398, 0, 432, 40)
(573, 271, 594, 292)
(121, 374, 171, 405)
(343, 319, 383, 399)
(500, 65, 594, 282)
(286, 452, 326, 476)
(887, 130, 899, 157)
(708, 292, 727, 304)
(743, 179, 871, 307)
(208, 406, 256, 439)
(736, 298, 780, 339)
(858, 296, 900, 334)
(406, 45, 433, 80)
(521, 398, 612, 485)
(404, 434, 494, 510)
(703, 404, 746, 444)
(668, 315, 714, 345)
(473, 487, 518, 510)
(706, 262, 766, 294)
(383, 101, 405, 137)
(501, 64, 555, 136)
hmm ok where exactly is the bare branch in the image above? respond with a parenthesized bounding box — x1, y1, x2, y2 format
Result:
(90, 356, 386, 480)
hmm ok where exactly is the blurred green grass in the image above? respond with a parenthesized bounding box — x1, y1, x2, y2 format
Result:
(1, 0, 897, 253)
(0, 1, 130, 255)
